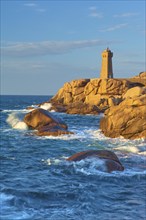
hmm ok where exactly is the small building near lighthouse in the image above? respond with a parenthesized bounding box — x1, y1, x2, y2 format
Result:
(100, 48, 113, 78)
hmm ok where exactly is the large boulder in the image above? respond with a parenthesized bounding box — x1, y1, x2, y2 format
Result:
(23, 108, 73, 136)
(123, 86, 146, 99)
(24, 108, 67, 129)
(67, 150, 124, 173)
(100, 95, 146, 139)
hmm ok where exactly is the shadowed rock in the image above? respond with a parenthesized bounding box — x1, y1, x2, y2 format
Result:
(36, 125, 74, 136)
(23, 108, 73, 136)
(67, 150, 124, 173)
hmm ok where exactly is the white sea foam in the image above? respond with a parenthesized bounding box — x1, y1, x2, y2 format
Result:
(138, 151, 146, 156)
(37, 129, 103, 141)
(39, 102, 52, 110)
(72, 161, 146, 177)
(36, 128, 146, 150)
(2, 109, 29, 113)
(73, 158, 107, 174)
(114, 146, 139, 154)
(6, 113, 28, 130)
(0, 193, 14, 203)
(42, 158, 62, 166)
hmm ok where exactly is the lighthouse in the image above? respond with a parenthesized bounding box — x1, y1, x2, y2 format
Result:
(100, 48, 113, 78)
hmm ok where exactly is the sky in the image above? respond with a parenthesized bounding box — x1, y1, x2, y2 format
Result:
(1, 0, 146, 95)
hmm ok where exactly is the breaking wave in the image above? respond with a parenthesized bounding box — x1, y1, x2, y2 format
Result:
(6, 112, 28, 130)
(39, 102, 52, 110)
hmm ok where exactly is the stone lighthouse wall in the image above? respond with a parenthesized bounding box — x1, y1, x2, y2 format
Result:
(100, 48, 113, 79)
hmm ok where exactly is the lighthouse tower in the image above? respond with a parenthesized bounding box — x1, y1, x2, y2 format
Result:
(100, 48, 113, 78)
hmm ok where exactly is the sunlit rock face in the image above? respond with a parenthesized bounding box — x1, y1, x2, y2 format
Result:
(50, 78, 139, 114)
(100, 95, 146, 140)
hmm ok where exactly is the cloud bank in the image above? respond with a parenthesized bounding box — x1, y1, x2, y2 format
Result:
(1, 40, 114, 57)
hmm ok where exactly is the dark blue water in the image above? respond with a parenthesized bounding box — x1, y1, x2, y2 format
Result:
(0, 96, 146, 220)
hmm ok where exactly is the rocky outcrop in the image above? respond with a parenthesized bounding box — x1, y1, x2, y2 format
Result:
(129, 71, 146, 86)
(66, 102, 101, 114)
(123, 86, 146, 99)
(50, 78, 139, 114)
(24, 108, 73, 136)
(67, 150, 124, 173)
(133, 71, 146, 79)
(100, 95, 146, 139)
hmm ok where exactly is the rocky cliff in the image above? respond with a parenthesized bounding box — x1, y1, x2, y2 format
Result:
(50, 77, 144, 114)
(100, 94, 146, 139)
(46, 72, 146, 139)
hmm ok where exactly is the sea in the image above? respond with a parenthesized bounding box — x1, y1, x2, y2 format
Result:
(0, 95, 146, 220)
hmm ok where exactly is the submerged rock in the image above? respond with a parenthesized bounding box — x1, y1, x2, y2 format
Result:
(67, 150, 124, 173)
(23, 108, 73, 136)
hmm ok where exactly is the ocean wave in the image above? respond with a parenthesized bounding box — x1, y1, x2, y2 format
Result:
(6, 112, 28, 130)
(2, 109, 29, 113)
(42, 156, 146, 178)
(36, 129, 105, 141)
(0, 192, 14, 203)
(39, 102, 52, 110)
(36, 128, 146, 148)
(113, 146, 145, 154)
(0, 192, 32, 220)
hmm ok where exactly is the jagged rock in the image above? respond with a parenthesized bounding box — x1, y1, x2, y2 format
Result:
(51, 79, 90, 105)
(50, 78, 138, 114)
(100, 95, 146, 139)
(50, 104, 67, 113)
(108, 97, 122, 107)
(67, 150, 124, 173)
(66, 102, 101, 115)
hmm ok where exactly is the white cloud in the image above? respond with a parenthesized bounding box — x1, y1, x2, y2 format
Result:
(100, 23, 128, 32)
(89, 6, 103, 18)
(113, 13, 139, 18)
(24, 2, 46, 13)
(1, 39, 115, 57)
(24, 3, 37, 7)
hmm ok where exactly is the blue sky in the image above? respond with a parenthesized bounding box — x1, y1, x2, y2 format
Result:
(1, 0, 145, 95)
